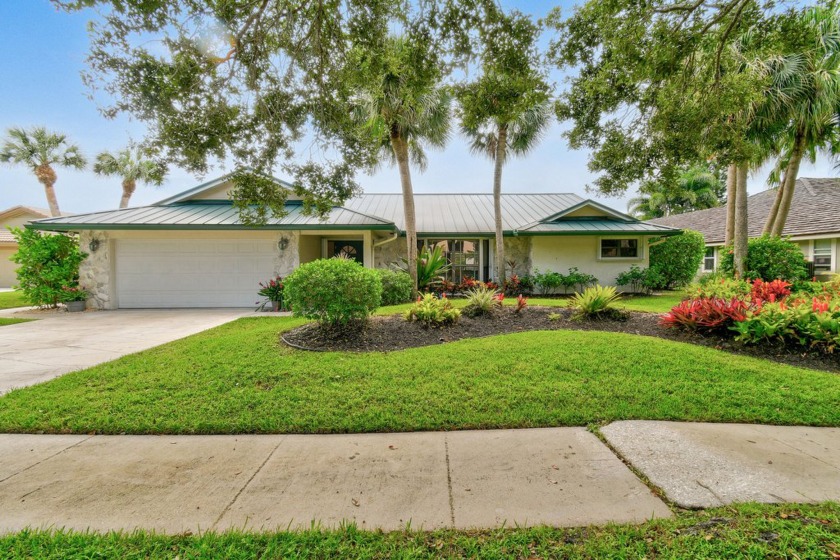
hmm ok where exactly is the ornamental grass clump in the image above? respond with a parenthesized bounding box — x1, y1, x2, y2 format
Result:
(404, 294, 460, 327)
(570, 285, 624, 320)
(283, 258, 381, 328)
(462, 285, 503, 318)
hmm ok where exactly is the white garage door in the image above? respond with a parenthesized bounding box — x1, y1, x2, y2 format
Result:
(116, 238, 277, 308)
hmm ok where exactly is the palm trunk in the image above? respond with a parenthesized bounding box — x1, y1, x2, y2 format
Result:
(724, 164, 736, 245)
(119, 178, 137, 209)
(493, 126, 507, 285)
(733, 163, 749, 278)
(770, 129, 806, 237)
(390, 134, 419, 295)
(762, 180, 784, 236)
(35, 163, 61, 217)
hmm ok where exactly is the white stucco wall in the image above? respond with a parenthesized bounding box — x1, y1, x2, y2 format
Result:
(0, 246, 16, 288)
(529, 235, 649, 289)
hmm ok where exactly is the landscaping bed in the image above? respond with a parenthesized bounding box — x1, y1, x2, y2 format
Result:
(284, 306, 840, 373)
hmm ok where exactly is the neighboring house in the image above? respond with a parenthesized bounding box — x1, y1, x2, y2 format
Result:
(0, 206, 53, 288)
(651, 177, 840, 279)
(28, 174, 679, 309)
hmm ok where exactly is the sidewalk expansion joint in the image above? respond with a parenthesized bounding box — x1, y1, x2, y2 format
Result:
(211, 437, 285, 530)
(0, 434, 95, 485)
(444, 436, 455, 527)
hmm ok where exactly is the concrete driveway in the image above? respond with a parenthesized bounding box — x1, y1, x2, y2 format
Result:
(0, 309, 253, 394)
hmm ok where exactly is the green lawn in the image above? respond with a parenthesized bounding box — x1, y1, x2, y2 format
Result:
(0, 316, 837, 435)
(378, 291, 684, 316)
(0, 318, 32, 327)
(2, 503, 838, 559)
(0, 290, 27, 310)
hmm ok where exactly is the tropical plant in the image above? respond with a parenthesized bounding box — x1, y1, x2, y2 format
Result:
(686, 276, 751, 300)
(93, 146, 167, 208)
(570, 285, 623, 319)
(375, 269, 413, 306)
(647, 230, 706, 289)
(399, 245, 450, 292)
(61, 286, 88, 302)
(533, 269, 565, 295)
(403, 294, 460, 327)
(10, 228, 87, 308)
(456, 8, 552, 284)
(615, 265, 652, 294)
(283, 258, 382, 327)
(0, 127, 86, 216)
(660, 298, 750, 332)
(514, 294, 528, 313)
(719, 236, 808, 282)
(761, 4, 840, 236)
(628, 165, 725, 219)
(353, 36, 451, 293)
(462, 285, 503, 318)
(566, 267, 598, 293)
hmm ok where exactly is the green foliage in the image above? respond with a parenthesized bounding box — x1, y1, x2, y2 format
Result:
(731, 298, 840, 352)
(403, 294, 460, 327)
(10, 228, 86, 308)
(614, 265, 662, 294)
(570, 285, 623, 319)
(686, 276, 751, 300)
(0, 126, 86, 172)
(283, 258, 381, 326)
(648, 230, 706, 289)
(533, 267, 597, 295)
(719, 236, 808, 282)
(462, 286, 503, 318)
(375, 269, 413, 306)
(628, 164, 725, 219)
(400, 245, 450, 291)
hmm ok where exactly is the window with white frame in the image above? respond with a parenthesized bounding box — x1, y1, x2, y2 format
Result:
(813, 239, 832, 272)
(703, 247, 716, 272)
(600, 238, 639, 259)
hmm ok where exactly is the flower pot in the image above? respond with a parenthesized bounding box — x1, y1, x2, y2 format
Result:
(272, 300, 282, 312)
(66, 300, 86, 313)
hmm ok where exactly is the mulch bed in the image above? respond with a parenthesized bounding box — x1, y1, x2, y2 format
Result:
(281, 307, 840, 373)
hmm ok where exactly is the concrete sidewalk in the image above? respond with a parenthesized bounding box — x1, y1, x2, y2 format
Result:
(0, 428, 670, 534)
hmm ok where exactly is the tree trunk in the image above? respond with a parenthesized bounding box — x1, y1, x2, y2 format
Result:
(493, 125, 507, 285)
(724, 164, 736, 245)
(120, 178, 137, 209)
(390, 134, 419, 295)
(762, 181, 784, 236)
(35, 163, 61, 217)
(733, 163, 749, 278)
(770, 129, 806, 237)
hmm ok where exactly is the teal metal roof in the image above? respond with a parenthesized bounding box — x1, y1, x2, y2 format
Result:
(521, 219, 681, 235)
(28, 202, 396, 232)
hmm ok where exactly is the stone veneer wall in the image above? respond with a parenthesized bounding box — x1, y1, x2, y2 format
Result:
(502, 236, 533, 277)
(273, 231, 300, 277)
(78, 230, 113, 310)
(374, 237, 407, 269)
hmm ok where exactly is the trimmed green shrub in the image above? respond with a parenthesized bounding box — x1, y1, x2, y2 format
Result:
(614, 265, 661, 294)
(10, 228, 86, 308)
(463, 285, 503, 317)
(719, 235, 808, 282)
(570, 285, 624, 319)
(404, 294, 460, 327)
(376, 269, 413, 306)
(648, 229, 706, 289)
(284, 258, 382, 326)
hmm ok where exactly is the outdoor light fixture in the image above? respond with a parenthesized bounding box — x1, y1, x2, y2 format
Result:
(278, 237, 289, 251)
(88, 239, 101, 253)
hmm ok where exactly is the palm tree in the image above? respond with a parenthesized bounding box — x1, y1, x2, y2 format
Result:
(460, 79, 552, 284)
(628, 165, 724, 219)
(354, 36, 451, 292)
(0, 127, 86, 216)
(760, 4, 840, 236)
(93, 146, 167, 208)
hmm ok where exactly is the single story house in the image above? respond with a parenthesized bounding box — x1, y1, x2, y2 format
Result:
(651, 177, 840, 279)
(28, 174, 679, 309)
(0, 205, 53, 288)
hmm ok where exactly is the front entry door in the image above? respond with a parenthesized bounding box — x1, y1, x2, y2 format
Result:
(332, 240, 364, 264)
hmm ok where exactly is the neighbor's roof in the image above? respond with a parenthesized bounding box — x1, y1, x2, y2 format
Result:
(651, 178, 840, 243)
(0, 205, 54, 244)
(27, 175, 680, 236)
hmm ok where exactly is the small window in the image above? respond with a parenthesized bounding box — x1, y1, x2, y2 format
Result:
(600, 238, 639, 259)
(814, 239, 832, 272)
(703, 247, 716, 272)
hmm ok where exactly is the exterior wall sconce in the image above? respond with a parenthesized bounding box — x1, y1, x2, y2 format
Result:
(278, 237, 289, 251)
(88, 239, 101, 253)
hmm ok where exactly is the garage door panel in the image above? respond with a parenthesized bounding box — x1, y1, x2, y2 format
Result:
(116, 239, 276, 308)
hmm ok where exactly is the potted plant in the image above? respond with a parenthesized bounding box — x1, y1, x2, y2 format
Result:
(62, 286, 88, 312)
(256, 276, 284, 312)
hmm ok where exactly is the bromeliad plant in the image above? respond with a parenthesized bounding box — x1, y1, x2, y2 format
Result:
(462, 285, 503, 318)
(256, 276, 284, 311)
(399, 245, 450, 292)
(660, 298, 750, 332)
(570, 285, 624, 320)
(404, 293, 461, 327)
